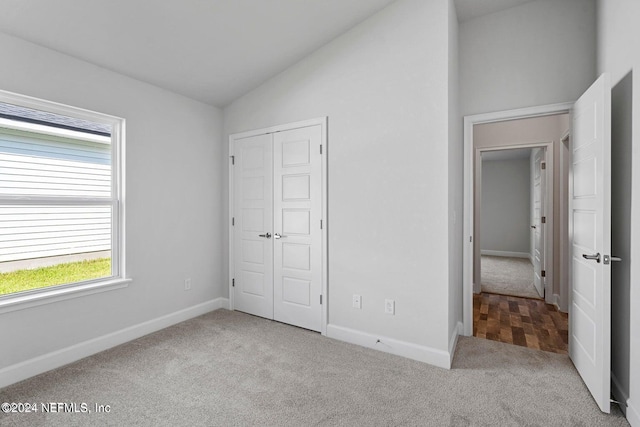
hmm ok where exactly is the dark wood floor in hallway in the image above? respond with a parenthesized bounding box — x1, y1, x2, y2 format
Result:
(473, 292, 569, 354)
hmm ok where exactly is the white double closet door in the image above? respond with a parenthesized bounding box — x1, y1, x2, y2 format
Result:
(231, 123, 323, 332)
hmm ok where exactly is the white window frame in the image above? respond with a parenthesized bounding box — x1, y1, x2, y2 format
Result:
(0, 89, 130, 314)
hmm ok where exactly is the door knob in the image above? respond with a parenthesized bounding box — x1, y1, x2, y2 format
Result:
(259, 232, 271, 239)
(603, 255, 622, 265)
(274, 233, 286, 240)
(582, 253, 601, 263)
(531, 225, 537, 229)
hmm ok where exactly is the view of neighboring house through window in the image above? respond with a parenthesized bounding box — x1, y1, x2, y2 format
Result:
(0, 93, 124, 297)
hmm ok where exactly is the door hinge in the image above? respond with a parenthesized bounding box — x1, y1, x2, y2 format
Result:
(541, 162, 546, 170)
(541, 216, 546, 224)
(320, 145, 323, 155)
(232, 217, 235, 226)
(470, 236, 473, 243)
(230, 155, 235, 165)
(232, 278, 235, 287)
(320, 219, 323, 229)
(541, 270, 546, 278)
(320, 295, 323, 304)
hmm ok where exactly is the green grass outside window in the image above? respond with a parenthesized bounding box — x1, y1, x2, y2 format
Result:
(0, 258, 111, 296)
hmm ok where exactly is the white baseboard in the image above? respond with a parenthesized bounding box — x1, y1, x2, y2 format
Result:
(216, 298, 230, 310)
(611, 373, 640, 427)
(326, 324, 452, 369)
(0, 297, 229, 389)
(627, 398, 640, 427)
(480, 250, 530, 259)
(448, 321, 463, 366)
(550, 293, 562, 312)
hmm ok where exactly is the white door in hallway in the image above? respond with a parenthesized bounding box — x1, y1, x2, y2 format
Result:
(532, 148, 545, 298)
(569, 73, 611, 413)
(232, 133, 274, 320)
(231, 122, 324, 333)
(273, 126, 323, 332)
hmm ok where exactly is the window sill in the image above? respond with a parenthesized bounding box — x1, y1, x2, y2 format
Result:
(0, 278, 132, 315)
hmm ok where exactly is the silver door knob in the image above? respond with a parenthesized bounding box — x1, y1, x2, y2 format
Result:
(582, 253, 601, 263)
(274, 233, 286, 239)
(603, 255, 622, 265)
(259, 233, 271, 239)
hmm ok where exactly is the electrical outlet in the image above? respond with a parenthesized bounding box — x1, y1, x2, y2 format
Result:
(352, 294, 362, 309)
(184, 278, 191, 291)
(385, 299, 395, 315)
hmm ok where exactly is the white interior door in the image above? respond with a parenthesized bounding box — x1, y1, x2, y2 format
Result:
(233, 133, 274, 319)
(231, 122, 324, 332)
(273, 125, 323, 332)
(569, 73, 611, 413)
(532, 149, 545, 298)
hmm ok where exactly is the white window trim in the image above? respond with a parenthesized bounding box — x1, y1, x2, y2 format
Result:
(0, 89, 128, 312)
(0, 278, 132, 314)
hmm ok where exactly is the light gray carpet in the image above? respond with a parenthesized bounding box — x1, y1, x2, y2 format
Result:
(0, 310, 628, 427)
(481, 255, 542, 299)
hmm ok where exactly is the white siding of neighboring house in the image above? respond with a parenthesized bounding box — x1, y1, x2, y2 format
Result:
(0, 127, 111, 263)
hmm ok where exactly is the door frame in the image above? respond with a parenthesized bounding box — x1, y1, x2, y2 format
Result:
(474, 142, 553, 297)
(462, 103, 573, 336)
(228, 117, 329, 335)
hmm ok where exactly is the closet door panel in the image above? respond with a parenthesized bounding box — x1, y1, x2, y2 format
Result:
(273, 125, 322, 332)
(233, 133, 274, 319)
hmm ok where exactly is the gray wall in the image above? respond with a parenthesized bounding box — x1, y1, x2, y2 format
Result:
(480, 158, 531, 255)
(0, 32, 224, 370)
(224, 0, 454, 358)
(448, 0, 463, 353)
(598, 0, 640, 422)
(460, 0, 597, 116)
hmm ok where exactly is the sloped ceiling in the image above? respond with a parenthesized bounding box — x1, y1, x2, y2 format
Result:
(0, 0, 539, 107)
(0, 0, 396, 107)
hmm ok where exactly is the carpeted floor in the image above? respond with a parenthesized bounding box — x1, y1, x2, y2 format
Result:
(0, 310, 628, 427)
(481, 255, 542, 299)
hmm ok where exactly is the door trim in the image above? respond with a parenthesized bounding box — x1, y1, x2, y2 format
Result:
(463, 103, 573, 336)
(228, 117, 328, 335)
(474, 142, 553, 299)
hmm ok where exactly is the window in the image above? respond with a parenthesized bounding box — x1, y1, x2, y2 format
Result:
(0, 90, 126, 307)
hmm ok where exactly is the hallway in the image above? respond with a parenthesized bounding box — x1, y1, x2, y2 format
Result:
(473, 292, 568, 354)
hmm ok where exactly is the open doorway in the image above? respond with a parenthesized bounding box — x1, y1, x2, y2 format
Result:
(479, 147, 542, 300)
(462, 76, 615, 413)
(466, 111, 571, 354)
